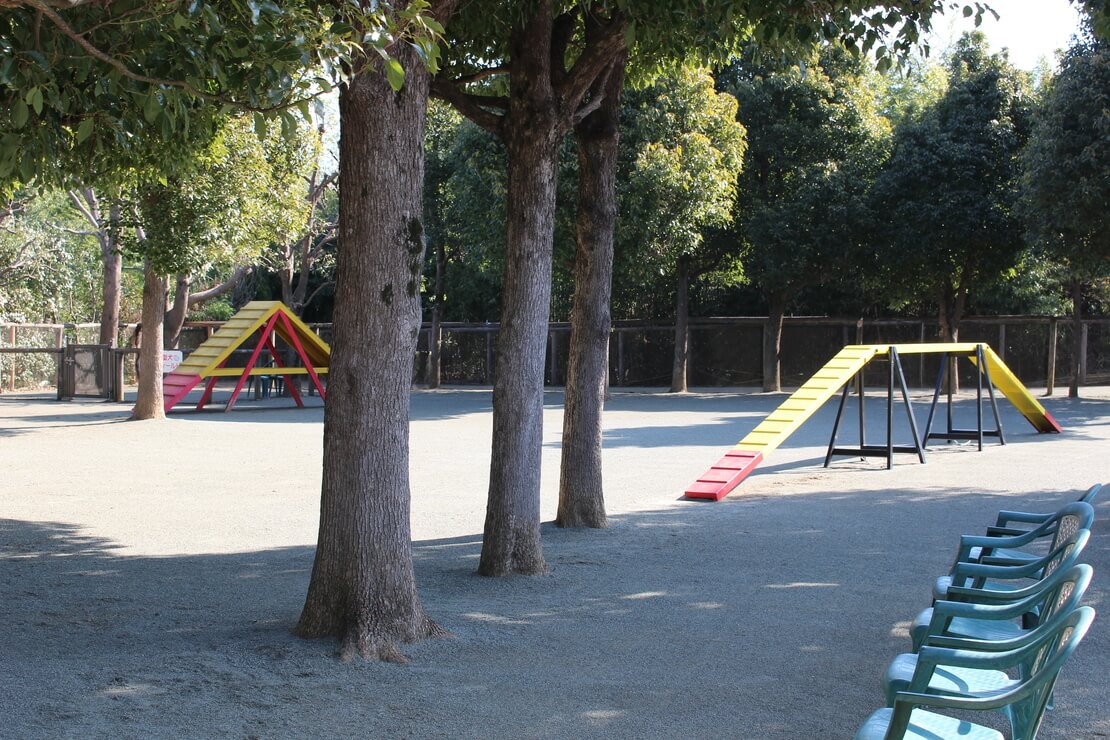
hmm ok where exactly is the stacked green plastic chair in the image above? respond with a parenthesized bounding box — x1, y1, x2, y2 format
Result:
(854, 486, 1101, 739)
(855, 607, 1094, 740)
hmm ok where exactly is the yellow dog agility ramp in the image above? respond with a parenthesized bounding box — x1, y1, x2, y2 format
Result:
(685, 343, 1061, 501)
(163, 301, 329, 413)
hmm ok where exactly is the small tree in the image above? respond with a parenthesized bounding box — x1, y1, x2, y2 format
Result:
(619, 67, 746, 393)
(124, 116, 304, 418)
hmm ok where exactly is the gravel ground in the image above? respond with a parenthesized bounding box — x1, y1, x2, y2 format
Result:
(0, 384, 1107, 739)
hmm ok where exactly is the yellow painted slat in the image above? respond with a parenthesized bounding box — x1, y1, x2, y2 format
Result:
(975, 346, 1059, 432)
(732, 346, 880, 457)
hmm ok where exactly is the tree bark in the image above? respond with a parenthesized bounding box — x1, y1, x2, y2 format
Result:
(479, 5, 563, 577)
(556, 54, 625, 529)
(426, 240, 445, 388)
(763, 291, 787, 393)
(131, 259, 165, 420)
(99, 202, 122, 347)
(670, 254, 690, 393)
(1069, 276, 1082, 399)
(295, 37, 443, 661)
(163, 274, 190, 349)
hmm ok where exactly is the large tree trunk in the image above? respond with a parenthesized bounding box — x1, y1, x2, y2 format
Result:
(556, 54, 625, 530)
(670, 254, 690, 393)
(164, 274, 190, 349)
(763, 291, 787, 393)
(99, 203, 122, 347)
(479, 6, 561, 577)
(296, 40, 442, 661)
(426, 240, 445, 388)
(1069, 276, 1082, 398)
(131, 260, 165, 420)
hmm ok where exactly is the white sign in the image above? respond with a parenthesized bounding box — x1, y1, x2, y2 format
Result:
(162, 350, 183, 373)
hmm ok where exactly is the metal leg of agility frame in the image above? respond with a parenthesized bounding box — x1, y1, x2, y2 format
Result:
(922, 344, 1005, 450)
(825, 348, 926, 470)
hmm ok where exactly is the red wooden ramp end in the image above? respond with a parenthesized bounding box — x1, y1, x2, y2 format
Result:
(684, 450, 764, 501)
(163, 372, 203, 413)
(1040, 411, 1063, 434)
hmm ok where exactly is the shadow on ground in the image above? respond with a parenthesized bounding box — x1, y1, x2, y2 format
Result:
(3, 484, 1106, 739)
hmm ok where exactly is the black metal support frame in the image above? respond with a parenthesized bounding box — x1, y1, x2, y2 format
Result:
(825, 347, 926, 470)
(921, 344, 1006, 451)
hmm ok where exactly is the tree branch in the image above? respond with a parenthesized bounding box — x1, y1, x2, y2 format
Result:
(66, 188, 101, 228)
(550, 10, 577, 88)
(557, 9, 627, 118)
(452, 66, 509, 85)
(26, 0, 309, 114)
(430, 78, 505, 134)
(302, 279, 335, 309)
(188, 265, 253, 306)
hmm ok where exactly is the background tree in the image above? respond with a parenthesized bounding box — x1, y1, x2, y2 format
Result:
(869, 32, 1032, 347)
(1022, 32, 1110, 397)
(259, 121, 338, 318)
(719, 45, 891, 392)
(122, 116, 299, 416)
(618, 67, 746, 393)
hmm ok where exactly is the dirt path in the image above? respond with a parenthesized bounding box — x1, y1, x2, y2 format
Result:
(1, 387, 1107, 738)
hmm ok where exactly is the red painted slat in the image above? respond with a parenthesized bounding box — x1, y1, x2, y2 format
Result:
(684, 451, 763, 501)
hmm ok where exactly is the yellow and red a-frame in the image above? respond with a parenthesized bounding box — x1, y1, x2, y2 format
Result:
(162, 301, 329, 413)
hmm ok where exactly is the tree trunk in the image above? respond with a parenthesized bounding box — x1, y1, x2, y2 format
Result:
(295, 40, 443, 661)
(670, 254, 690, 393)
(479, 6, 561, 577)
(131, 260, 165, 420)
(164, 274, 190, 349)
(556, 54, 625, 529)
(936, 285, 963, 393)
(426, 240, 445, 388)
(763, 292, 787, 393)
(99, 203, 122, 347)
(280, 258, 295, 309)
(1069, 276, 1082, 398)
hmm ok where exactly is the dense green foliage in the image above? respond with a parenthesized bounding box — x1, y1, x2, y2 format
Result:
(1022, 34, 1110, 284)
(717, 45, 891, 315)
(0, 0, 443, 194)
(869, 33, 1033, 337)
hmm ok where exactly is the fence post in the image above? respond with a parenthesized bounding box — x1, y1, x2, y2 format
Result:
(1046, 318, 1058, 396)
(856, 319, 864, 395)
(485, 329, 493, 385)
(616, 329, 625, 387)
(997, 323, 1006, 361)
(919, 321, 926, 388)
(547, 330, 557, 386)
(8, 325, 15, 392)
(1079, 322, 1088, 385)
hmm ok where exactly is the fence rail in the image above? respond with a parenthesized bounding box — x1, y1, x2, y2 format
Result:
(3, 316, 1106, 394)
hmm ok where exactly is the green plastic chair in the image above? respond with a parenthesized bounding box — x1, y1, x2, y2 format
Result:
(855, 607, 1094, 740)
(888, 600, 1093, 705)
(988, 484, 1102, 537)
(911, 564, 1092, 653)
(948, 501, 1093, 571)
(934, 522, 1090, 604)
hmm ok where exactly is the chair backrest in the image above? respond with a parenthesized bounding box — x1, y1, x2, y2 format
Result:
(886, 607, 1095, 740)
(1036, 563, 1093, 628)
(1079, 483, 1104, 506)
(1047, 502, 1095, 556)
(1005, 606, 1095, 740)
(962, 528, 1089, 593)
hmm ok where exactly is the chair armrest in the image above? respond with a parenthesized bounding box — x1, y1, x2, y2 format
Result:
(994, 510, 1052, 527)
